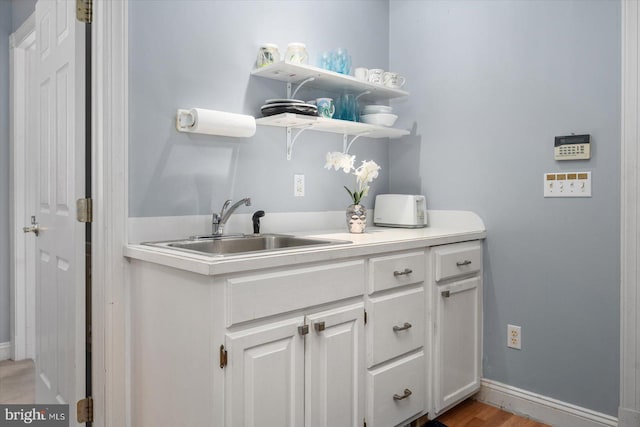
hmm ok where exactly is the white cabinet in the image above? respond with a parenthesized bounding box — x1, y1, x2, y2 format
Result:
(306, 304, 365, 427)
(225, 317, 306, 427)
(431, 241, 483, 416)
(365, 250, 428, 427)
(225, 303, 365, 427)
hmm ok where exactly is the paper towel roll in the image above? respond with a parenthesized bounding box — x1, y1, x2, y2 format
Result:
(178, 108, 256, 138)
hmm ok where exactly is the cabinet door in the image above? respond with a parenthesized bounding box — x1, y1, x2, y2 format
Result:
(225, 317, 305, 427)
(434, 276, 481, 414)
(305, 303, 365, 427)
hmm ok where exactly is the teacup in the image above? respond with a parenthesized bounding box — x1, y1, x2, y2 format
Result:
(316, 98, 335, 118)
(383, 71, 406, 88)
(354, 67, 369, 81)
(368, 69, 384, 84)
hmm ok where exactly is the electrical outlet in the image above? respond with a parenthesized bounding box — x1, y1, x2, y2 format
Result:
(507, 324, 521, 350)
(294, 174, 305, 197)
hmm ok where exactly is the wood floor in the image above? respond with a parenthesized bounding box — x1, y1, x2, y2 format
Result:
(0, 359, 35, 404)
(411, 399, 552, 427)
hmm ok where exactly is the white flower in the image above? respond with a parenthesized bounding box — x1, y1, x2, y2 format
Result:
(324, 151, 355, 173)
(355, 160, 381, 189)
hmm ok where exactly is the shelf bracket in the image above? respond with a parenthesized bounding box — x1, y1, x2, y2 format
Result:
(287, 77, 316, 99)
(287, 125, 313, 160)
(343, 132, 372, 154)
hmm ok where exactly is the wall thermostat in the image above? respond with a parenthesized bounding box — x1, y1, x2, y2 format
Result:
(554, 134, 591, 160)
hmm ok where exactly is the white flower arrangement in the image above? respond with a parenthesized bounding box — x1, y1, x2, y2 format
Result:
(325, 151, 381, 205)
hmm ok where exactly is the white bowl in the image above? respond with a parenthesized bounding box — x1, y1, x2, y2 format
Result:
(362, 105, 393, 114)
(360, 113, 398, 127)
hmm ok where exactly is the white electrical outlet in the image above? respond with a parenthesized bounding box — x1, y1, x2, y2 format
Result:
(294, 174, 305, 197)
(507, 324, 522, 350)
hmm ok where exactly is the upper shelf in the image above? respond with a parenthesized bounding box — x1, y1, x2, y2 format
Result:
(251, 62, 409, 103)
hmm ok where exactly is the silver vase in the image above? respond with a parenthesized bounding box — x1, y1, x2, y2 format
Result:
(346, 204, 367, 233)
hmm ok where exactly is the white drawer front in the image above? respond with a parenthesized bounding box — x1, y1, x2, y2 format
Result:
(368, 352, 426, 427)
(226, 260, 365, 326)
(434, 241, 481, 282)
(368, 287, 425, 367)
(369, 251, 425, 294)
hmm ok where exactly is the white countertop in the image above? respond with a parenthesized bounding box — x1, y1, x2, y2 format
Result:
(124, 210, 486, 276)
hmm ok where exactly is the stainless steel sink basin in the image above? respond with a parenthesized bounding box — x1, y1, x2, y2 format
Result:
(144, 234, 351, 257)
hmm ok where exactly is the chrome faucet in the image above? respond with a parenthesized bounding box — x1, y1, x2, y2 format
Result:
(212, 198, 251, 236)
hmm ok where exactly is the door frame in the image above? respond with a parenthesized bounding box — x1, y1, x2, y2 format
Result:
(91, 1, 129, 425)
(621, 1, 640, 426)
(9, 12, 36, 362)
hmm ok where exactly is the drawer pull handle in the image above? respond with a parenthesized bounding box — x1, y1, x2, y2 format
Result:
(394, 268, 413, 277)
(441, 290, 450, 298)
(393, 388, 412, 401)
(456, 260, 472, 267)
(393, 322, 412, 332)
(314, 321, 326, 332)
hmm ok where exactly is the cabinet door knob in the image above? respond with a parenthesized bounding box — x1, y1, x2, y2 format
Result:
(393, 388, 412, 401)
(456, 260, 472, 266)
(314, 321, 326, 332)
(298, 325, 309, 336)
(393, 268, 413, 277)
(441, 290, 451, 298)
(392, 322, 412, 332)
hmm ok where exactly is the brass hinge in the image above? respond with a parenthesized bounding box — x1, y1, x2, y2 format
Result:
(76, 0, 93, 23)
(364, 309, 368, 325)
(76, 396, 93, 423)
(220, 345, 228, 369)
(76, 198, 93, 223)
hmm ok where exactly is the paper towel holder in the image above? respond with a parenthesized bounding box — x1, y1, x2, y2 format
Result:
(175, 108, 256, 137)
(176, 109, 196, 131)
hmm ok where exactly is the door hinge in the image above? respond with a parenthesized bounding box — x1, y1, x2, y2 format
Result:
(220, 344, 228, 369)
(76, 396, 93, 423)
(76, 198, 93, 223)
(76, 0, 93, 23)
(364, 309, 367, 325)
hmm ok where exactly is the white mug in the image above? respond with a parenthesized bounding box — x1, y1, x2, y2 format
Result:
(368, 69, 384, 84)
(354, 67, 369, 81)
(383, 72, 406, 88)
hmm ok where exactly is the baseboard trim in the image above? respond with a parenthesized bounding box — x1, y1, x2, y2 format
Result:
(0, 342, 12, 361)
(476, 379, 618, 427)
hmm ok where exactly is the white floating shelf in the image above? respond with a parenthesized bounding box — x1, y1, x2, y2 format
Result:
(256, 113, 410, 139)
(251, 62, 409, 102)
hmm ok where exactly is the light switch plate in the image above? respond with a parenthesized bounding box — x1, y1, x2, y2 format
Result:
(294, 174, 305, 197)
(544, 171, 591, 198)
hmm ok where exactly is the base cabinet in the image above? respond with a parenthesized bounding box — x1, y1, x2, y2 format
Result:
(431, 241, 483, 416)
(225, 304, 365, 427)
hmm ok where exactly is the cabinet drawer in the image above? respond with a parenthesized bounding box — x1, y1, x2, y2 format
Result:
(369, 251, 425, 294)
(434, 241, 481, 282)
(226, 260, 365, 326)
(368, 352, 426, 427)
(368, 288, 425, 367)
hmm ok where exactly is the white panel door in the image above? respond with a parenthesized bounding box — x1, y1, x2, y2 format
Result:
(305, 303, 365, 427)
(434, 277, 481, 414)
(225, 317, 305, 427)
(33, 0, 86, 415)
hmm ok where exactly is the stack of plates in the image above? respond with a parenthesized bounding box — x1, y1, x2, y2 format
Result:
(361, 104, 398, 127)
(261, 99, 318, 117)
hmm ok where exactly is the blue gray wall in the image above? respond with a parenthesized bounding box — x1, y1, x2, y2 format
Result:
(389, 0, 620, 416)
(128, 0, 390, 218)
(1, 0, 12, 344)
(10, 0, 35, 32)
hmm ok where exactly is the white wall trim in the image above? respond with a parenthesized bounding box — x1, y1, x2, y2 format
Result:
(9, 13, 36, 362)
(620, 1, 640, 425)
(477, 379, 618, 427)
(92, 1, 129, 426)
(0, 342, 12, 361)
